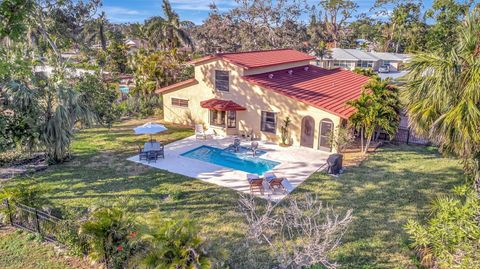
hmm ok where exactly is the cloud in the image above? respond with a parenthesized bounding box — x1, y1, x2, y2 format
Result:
(170, 0, 237, 11)
(102, 6, 145, 23)
(104, 6, 142, 15)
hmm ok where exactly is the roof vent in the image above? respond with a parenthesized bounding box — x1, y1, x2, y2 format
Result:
(304, 66, 309, 71)
(268, 74, 274, 79)
(288, 70, 293, 75)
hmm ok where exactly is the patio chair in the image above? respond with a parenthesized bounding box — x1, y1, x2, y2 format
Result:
(249, 141, 259, 156)
(146, 151, 158, 163)
(247, 174, 264, 195)
(155, 144, 165, 159)
(138, 146, 148, 161)
(264, 172, 286, 194)
(195, 124, 206, 140)
(230, 138, 241, 152)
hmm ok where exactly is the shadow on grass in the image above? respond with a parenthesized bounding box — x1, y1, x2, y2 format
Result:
(291, 144, 464, 268)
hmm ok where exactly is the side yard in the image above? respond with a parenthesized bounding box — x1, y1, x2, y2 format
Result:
(0, 227, 96, 269)
(1, 119, 465, 268)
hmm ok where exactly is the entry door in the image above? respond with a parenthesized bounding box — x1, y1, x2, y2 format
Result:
(300, 116, 315, 148)
(319, 119, 333, 151)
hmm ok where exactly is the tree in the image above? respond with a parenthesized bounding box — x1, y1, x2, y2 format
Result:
(348, 79, 400, 154)
(80, 207, 138, 269)
(128, 49, 192, 95)
(402, 10, 480, 267)
(105, 30, 128, 74)
(75, 74, 120, 127)
(311, 41, 331, 66)
(143, 0, 193, 51)
(425, 0, 472, 52)
(239, 194, 353, 268)
(316, 0, 358, 47)
(402, 8, 480, 186)
(82, 11, 109, 51)
(134, 212, 211, 269)
(194, 0, 308, 52)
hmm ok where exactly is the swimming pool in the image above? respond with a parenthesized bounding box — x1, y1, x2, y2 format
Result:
(180, 145, 279, 175)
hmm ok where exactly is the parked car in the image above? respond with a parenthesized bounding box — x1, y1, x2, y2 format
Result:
(378, 65, 390, 73)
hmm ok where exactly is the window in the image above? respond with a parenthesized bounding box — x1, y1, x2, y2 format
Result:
(171, 98, 188, 107)
(358, 61, 374, 68)
(261, 111, 276, 133)
(210, 110, 225, 127)
(215, 70, 229, 92)
(227, 111, 236, 128)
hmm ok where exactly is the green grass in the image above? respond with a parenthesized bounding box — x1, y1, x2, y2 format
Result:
(293, 145, 465, 268)
(0, 228, 82, 269)
(3, 119, 466, 268)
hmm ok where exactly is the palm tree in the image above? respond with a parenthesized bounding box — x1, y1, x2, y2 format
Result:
(402, 8, 480, 186)
(80, 207, 137, 268)
(135, 212, 211, 269)
(83, 11, 109, 51)
(348, 79, 400, 154)
(144, 0, 193, 51)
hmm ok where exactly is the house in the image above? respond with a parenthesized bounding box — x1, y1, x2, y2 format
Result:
(316, 48, 411, 72)
(156, 49, 370, 152)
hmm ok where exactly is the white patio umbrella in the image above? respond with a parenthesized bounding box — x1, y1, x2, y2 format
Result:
(133, 122, 168, 142)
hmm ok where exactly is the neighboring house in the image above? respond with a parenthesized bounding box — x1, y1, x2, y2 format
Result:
(316, 48, 411, 72)
(156, 49, 370, 152)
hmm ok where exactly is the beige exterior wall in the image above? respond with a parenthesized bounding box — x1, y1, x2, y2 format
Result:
(162, 58, 342, 151)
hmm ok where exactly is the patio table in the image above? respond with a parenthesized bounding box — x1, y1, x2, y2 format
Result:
(144, 142, 162, 152)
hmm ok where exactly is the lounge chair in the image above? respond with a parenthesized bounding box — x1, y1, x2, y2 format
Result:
(247, 174, 264, 195)
(138, 146, 148, 161)
(195, 124, 206, 140)
(230, 138, 241, 152)
(264, 172, 286, 194)
(249, 141, 259, 156)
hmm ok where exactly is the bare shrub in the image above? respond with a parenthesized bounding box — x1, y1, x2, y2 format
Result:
(238, 194, 353, 269)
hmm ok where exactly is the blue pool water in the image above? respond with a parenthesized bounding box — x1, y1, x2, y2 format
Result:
(181, 145, 279, 175)
(119, 85, 129, 94)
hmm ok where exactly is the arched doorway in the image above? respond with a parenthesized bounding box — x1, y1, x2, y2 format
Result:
(300, 116, 315, 148)
(319, 119, 334, 151)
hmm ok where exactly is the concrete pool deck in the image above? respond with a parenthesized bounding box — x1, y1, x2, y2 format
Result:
(127, 135, 329, 201)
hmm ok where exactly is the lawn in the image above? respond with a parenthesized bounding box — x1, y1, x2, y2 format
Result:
(2, 119, 465, 268)
(0, 227, 95, 269)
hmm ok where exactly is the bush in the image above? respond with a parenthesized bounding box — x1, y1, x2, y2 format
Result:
(119, 94, 162, 118)
(75, 74, 122, 127)
(405, 185, 480, 269)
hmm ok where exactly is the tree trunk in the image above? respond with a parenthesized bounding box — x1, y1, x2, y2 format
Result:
(360, 128, 364, 153)
(364, 134, 372, 155)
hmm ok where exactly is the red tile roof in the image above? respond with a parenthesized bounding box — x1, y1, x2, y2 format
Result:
(189, 49, 315, 69)
(155, 79, 198, 94)
(200, 98, 247, 111)
(243, 65, 371, 119)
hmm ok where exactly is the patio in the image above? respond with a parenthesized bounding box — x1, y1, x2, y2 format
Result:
(127, 135, 330, 201)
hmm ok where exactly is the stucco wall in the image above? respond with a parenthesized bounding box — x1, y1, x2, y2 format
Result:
(162, 58, 342, 151)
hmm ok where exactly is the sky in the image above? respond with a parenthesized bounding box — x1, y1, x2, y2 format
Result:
(101, 0, 436, 25)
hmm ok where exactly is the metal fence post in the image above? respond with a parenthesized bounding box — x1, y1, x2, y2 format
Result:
(34, 209, 41, 235)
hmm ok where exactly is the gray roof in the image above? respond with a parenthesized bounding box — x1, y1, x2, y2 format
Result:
(326, 48, 411, 62)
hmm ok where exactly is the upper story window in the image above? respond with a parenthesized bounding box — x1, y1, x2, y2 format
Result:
(261, 111, 276, 134)
(215, 70, 229, 92)
(171, 98, 189, 108)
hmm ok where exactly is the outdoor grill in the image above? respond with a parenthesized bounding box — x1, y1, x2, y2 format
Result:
(327, 154, 343, 175)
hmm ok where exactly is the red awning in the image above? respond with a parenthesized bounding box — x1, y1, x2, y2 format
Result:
(200, 98, 246, 111)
